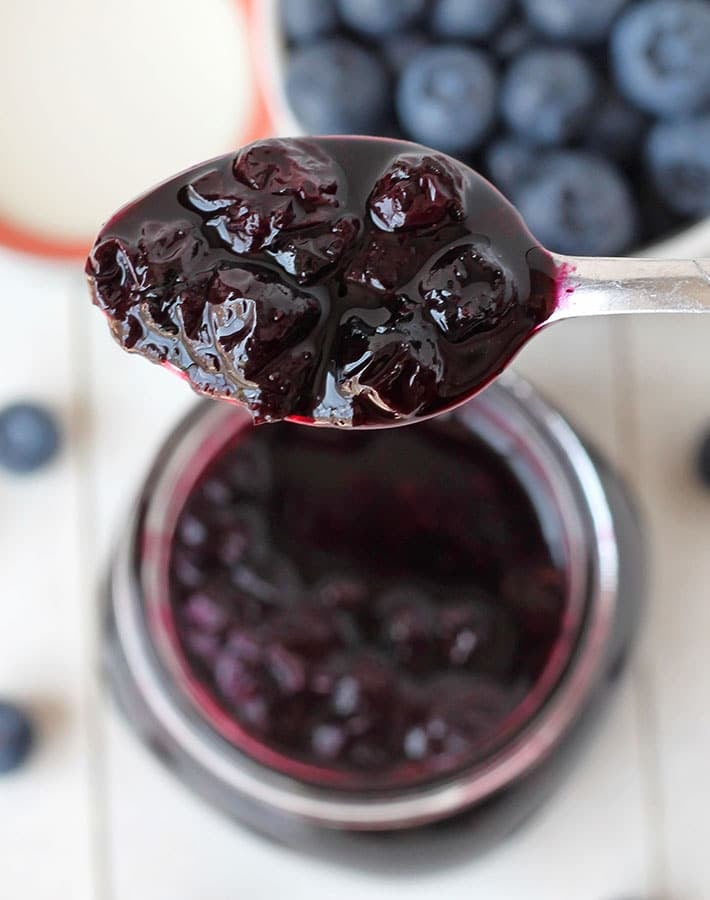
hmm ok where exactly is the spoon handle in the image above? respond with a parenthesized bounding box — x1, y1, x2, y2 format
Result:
(549, 255, 710, 321)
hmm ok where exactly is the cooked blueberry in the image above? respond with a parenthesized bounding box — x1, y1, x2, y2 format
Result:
(335, 312, 445, 420)
(345, 231, 429, 296)
(432, 0, 514, 39)
(0, 702, 34, 775)
(584, 89, 647, 161)
(311, 723, 347, 760)
(182, 590, 230, 633)
(420, 242, 519, 343)
(377, 586, 437, 672)
(514, 151, 638, 256)
(280, 0, 339, 43)
(317, 577, 370, 613)
(436, 601, 518, 676)
(0, 403, 61, 474)
(368, 153, 464, 232)
(382, 32, 429, 73)
(286, 39, 390, 134)
(484, 139, 537, 198)
(178, 513, 208, 548)
(330, 653, 396, 722)
(268, 216, 360, 284)
(336, 0, 426, 37)
(611, 0, 710, 117)
(172, 548, 208, 589)
(522, 0, 628, 43)
(501, 48, 598, 146)
(396, 47, 498, 155)
(646, 116, 710, 217)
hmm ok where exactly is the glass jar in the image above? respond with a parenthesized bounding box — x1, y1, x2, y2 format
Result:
(103, 372, 645, 868)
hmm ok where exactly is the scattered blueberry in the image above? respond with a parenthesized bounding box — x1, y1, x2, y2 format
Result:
(484, 138, 537, 198)
(337, 0, 426, 37)
(514, 151, 638, 256)
(646, 115, 710, 217)
(396, 46, 498, 155)
(0, 702, 33, 775)
(584, 89, 647, 161)
(431, 0, 514, 40)
(280, 0, 339, 43)
(0, 402, 61, 474)
(286, 39, 390, 135)
(501, 48, 598, 146)
(522, 0, 629, 43)
(611, 0, 710, 117)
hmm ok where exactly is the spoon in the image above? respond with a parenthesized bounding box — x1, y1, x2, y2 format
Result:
(85, 135, 710, 429)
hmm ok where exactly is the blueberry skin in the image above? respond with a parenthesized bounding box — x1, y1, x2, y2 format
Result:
(501, 48, 598, 146)
(286, 39, 390, 135)
(611, 0, 710, 117)
(396, 46, 498, 155)
(514, 151, 639, 256)
(337, 0, 426, 37)
(431, 0, 515, 40)
(0, 402, 61, 474)
(522, 0, 629, 43)
(484, 138, 537, 198)
(280, 0, 339, 43)
(646, 116, 710, 217)
(0, 703, 33, 775)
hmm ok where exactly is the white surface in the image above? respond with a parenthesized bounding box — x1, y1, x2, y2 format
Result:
(0, 0, 252, 240)
(2, 243, 710, 900)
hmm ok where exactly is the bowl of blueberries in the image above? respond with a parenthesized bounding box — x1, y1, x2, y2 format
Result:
(260, 0, 710, 258)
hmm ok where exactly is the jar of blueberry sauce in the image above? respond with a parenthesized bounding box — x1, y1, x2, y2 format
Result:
(104, 372, 645, 865)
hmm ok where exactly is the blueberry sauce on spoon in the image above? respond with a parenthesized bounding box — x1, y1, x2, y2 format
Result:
(86, 136, 558, 427)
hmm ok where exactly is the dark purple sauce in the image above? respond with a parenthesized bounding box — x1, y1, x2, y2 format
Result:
(167, 415, 567, 787)
(86, 137, 559, 427)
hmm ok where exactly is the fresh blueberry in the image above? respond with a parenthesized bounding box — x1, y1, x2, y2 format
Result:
(0, 402, 61, 474)
(484, 138, 537, 198)
(501, 48, 598, 146)
(396, 46, 497, 155)
(0, 702, 34, 775)
(514, 151, 638, 256)
(383, 32, 429, 74)
(280, 0, 339, 43)
(611, 0, 710, 117)
(337, 0, 426, 37)
(646, 116, 710, 217)
(286, 39, 390, 135)
(584, 89, 647, 161)
(522, 0, 628, 43)
(431, 0, 514, 40)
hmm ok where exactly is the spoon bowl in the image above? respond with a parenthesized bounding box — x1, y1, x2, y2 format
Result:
(86, 135, 710, 430)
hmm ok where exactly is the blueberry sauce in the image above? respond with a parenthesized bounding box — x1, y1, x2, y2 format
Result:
(86, 137, 559, 428)
(166, 415, 568, 787)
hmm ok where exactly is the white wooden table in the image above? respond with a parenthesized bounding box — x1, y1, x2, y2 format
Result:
(1, 245, 708, 899)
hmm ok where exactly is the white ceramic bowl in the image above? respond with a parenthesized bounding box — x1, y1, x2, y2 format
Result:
(254, 0, 710, 260)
